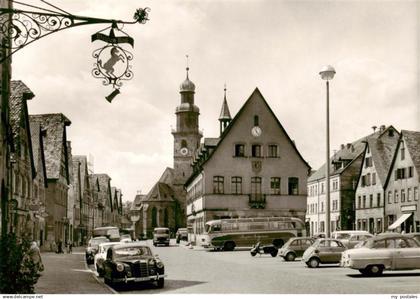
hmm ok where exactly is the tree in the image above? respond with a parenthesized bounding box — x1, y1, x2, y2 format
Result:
(0, 233, 41, 294)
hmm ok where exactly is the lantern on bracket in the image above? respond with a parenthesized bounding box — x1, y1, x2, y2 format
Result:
(91, 23, 135, 102)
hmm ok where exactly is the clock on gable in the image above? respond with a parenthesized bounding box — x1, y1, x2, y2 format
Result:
(180, 147, 189, 156)
(251, 126, 262, 137)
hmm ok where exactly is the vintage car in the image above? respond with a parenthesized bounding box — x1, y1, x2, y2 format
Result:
(85, 236, 110, 264)
(103, 243, 166, 288)
(278, 237, 315, 261)
(332, 230, 373, 249)
(94, 242, 121, 276)
(153, 227, 170, 246)
(341, 233, 420, 276)
(302, 238, 347, 268)
(176, 228, 188, 244)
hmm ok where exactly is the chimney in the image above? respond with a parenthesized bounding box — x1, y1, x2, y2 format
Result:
(341, 144, 345, 150)
(372, 126, 377, 133)
(346, 143, 351, 149)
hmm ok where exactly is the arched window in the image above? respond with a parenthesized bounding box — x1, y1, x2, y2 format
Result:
(181, 140, 187, 148)
(151, 207, 157, 227)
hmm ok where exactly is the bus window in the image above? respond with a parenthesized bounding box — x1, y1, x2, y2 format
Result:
(211, 224, 221, 232)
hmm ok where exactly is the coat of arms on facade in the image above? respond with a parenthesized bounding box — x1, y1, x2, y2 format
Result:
(251, 161, 262, 173)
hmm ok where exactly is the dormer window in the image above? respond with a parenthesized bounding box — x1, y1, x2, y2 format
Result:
(254, 115, 259, 126)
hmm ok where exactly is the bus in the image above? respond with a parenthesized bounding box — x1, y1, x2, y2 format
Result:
(92, 226, 120, 242)
(202, 217, 306, 251)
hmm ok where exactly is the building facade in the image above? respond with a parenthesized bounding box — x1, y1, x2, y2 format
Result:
(9, 81, 36, 238)
(355, 126, 399, 233)
(29, 113, 71, 250)
(186, 87, 310, 245)
(385, 130, 420, 233)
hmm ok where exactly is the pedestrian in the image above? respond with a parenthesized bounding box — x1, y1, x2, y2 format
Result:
(57, 239, 64, 254)
(68, 242, 73, 254)
(29, 241, 44, 273)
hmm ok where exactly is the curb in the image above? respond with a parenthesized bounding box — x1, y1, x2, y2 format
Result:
(83, 254, 118, 294)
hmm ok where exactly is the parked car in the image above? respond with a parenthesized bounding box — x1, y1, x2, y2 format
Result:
(278, 237, 315, 261)
(302, 238, 347, 268)
(103, 243, 166, 288)
(312, 233, 326, 239)
(176, 228, 188, 244)
(406, 232, 420, 244)
(341, 233, 420, 276)
(120, 234, 132, 243)
(250, 242, 278, 257)
(85, 236, 110, 264)
(94, 242, 121, 276)
(153, 227, 170, 247)
(332, 231, 373, 249)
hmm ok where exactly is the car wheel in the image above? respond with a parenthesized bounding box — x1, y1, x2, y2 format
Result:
(285, 252, 296, 262)
(270, 250, 278, 257)
(104, 277, 110, 285)
(153, 243, 157, 247)
(156, 278, 164, 288)
(250, 251, 257, 257)
(223, 241, 235, 251)
(308, 257, 320, 268)
(366, 265, 384, 276)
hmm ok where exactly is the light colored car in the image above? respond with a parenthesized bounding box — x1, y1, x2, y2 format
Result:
(332, 231, 373, 249)
(278, 237, 315, 261)
(302, 238, 347, 268)
(341, 233, 420, 276)
(120, 234, 132, 243)
(94, 242, 121, 276)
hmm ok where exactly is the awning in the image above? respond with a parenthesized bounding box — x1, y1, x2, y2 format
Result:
(388, 213, 412, 230)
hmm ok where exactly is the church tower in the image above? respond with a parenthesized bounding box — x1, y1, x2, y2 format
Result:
(172, 65, 202, 189)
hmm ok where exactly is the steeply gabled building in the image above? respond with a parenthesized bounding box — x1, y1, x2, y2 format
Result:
(355, 126, 400, 233)
(72, 155, 92, 245)
(306, 126, 397, 236)
(29, 119, 48, 248)
(29, 113, 71, 249)
(9, 80, 36, 238)
(385, 130, 420, 233)
(90, 173, 112, 226)
(186, 87, 311, 246)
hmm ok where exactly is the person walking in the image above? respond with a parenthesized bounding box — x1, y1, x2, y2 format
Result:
(29, 241, 44, 273)
(57, 239, 64, 254)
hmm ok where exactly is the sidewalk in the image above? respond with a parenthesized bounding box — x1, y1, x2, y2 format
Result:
(35, 247, 113, 294)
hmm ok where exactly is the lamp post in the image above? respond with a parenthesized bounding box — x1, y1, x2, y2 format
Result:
(319, 65, 335, 238)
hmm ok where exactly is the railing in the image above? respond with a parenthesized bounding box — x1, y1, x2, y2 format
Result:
(248, 193, 266, 209)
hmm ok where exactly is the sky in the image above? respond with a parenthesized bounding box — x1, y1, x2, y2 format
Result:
(12, 0, 420, 204)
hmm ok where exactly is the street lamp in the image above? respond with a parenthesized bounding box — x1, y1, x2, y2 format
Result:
(319, 65, 335, 238)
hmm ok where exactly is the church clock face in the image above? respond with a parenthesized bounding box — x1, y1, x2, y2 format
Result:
(251, 126, 262, 137)
(180, 147, 189, 156)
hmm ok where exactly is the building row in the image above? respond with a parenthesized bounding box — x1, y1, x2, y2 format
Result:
(129, 67, 420, 243)
(6, 80, 124, 250)
(129, 69, 311, 243)
(307, 126, 420, 235)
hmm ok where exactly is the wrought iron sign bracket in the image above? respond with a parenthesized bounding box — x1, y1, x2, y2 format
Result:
(0, 6, 150, 63)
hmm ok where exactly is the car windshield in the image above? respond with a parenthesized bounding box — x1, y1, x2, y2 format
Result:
(90, 238, 109, 246)
(155, 229, 169, 234)
(335, 233, 351, 240)
(114, 246, 152, 259)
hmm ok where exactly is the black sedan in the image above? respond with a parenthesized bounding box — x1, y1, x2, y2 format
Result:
(102, 243, 166, 288)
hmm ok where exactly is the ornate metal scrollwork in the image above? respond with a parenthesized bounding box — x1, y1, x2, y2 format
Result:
(0, 6, 150, 63)
(0, 9, 74, 54)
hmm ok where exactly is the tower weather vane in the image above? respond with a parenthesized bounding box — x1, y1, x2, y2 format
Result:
(0, 1, 150, 102)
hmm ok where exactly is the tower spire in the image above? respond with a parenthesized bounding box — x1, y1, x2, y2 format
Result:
(219, 84, 232, 136)
(186, 54, 189, 79)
